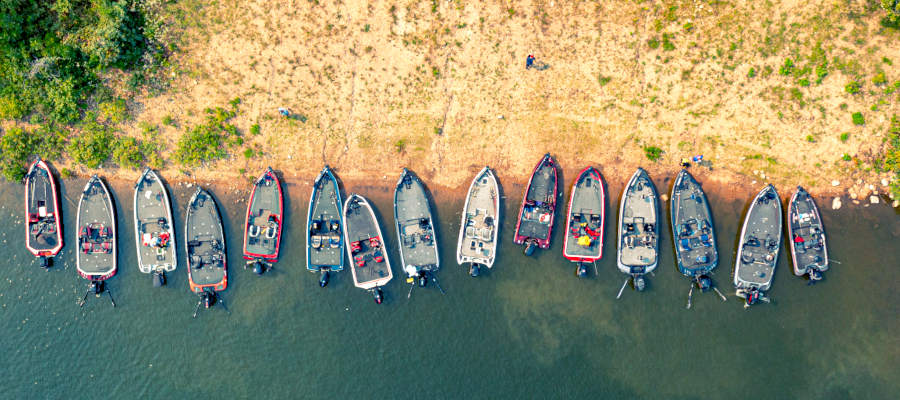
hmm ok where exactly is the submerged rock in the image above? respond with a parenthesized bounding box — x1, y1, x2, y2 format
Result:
(832, 197, 842, 210)
(871, 196, 880, 204)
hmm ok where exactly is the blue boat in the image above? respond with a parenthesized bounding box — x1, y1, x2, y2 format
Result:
(306, 165, 344, 287)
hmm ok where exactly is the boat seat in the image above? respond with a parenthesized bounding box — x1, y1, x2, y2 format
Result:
(626, 236, 635, 249)
(680, 238, 692, 252)
(696, 255, 709, 263)
(354, 255, 366, 267)
(329, 236, 341, 248)
(373, 250, 384, 263)
(625, 223, 634, 233)
(466, 226, 477, 239)
(190, 255, 202, 268)
(350, 241, 361, 253)
(249, 225, 261, 237)
(572, 213, 582, 222)
(265, 227, 277, 239)
(700, 234, 712, 247)
(470, 240, 477, 251)
(28, 213, 39, 223)
(100, 227, 111, 238)
(102, 242, 112, 253)
(310, 221, 321, 232)
(91, 243, 104, 253)
(79, 226, 90, 238)
(82, 242, 91, 253)
(330, 222, 340, 232)
(369, 237, 381, 248)
(404, 235, 416, 247)
(480, 228, 493, 241)
(312, 235, 322, 249)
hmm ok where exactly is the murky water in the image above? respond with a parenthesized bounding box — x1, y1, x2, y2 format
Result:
(1, 173, 898, 399)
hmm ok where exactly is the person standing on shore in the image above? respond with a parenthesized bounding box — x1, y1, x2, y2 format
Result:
(526, 54, 535, 69)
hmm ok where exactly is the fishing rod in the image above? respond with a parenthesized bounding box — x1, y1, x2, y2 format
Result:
(78, 287, 91, 307)
(407, 279, 415, 299)
(593, 261, 598, 276)
(217, 292, 232, 315)
(713, 287, 727, 301)
(427, 272, 445, 295)
(106, 285, 116, 307)
(686, 281, 694, 309)
(192, 297, 203, 318)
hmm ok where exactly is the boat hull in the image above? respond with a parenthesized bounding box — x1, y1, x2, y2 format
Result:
(733, 185, 782, 292)
(133, 169, 177, 274)
(787, 186, 829, 277)
(513, 154, 558, 249)
(456, 167, 500, 268)
(562, 166, 605, 262)
(394, 169, 440, 275)
(306, 166, 345, 273)
(616, 168, 659, 275)
(670, 170, 718, 276)
(76, 175, 117, 281)
(185, 188, 228, 293)
(243, 167, 283, 262)
(343, 194, 393, 290)
(24, 158, 63, 258)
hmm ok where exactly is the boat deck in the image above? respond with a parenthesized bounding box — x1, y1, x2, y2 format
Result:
(396, 172, 439, 272)
(789, 188, 828, 275)
(135, 171, 176, 273)
(518, 162, 556, 241)
(308, 172, 343, 271)
(26, 165, 61, 253)
(735, 186, 782, 290)
(671, 171, 717, 276)
(564, 168, 604, 260)
(458, 169, 499, 266)
(77, 179, 115, 275)
(245, 173, 280, 258)
(186, 190, 226, 288)
(346, 196, 391, 288)
(618, 170, 658, 273)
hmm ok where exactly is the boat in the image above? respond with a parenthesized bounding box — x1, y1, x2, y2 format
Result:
(513, 154, 558, 256)
(394, 169, 442, 294)
(76, 175, 117, 308)
(670, 169, 726, 307)
(133, 168, 176, 287)
(242, 166, 283, 275)
(185, 188, 230, 316)
(787, 186, 829, 283)
(306, 165, 344, 287)
(343, 193, 392, 303)
(456, 167, 500, 277)
(562, 166, 605, 277)
(615, 168, 659, 296)
(24, 157, 63, 268)
(734, 184, 782, 307)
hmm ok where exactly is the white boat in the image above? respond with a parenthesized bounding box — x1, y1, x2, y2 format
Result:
(133, 168, 176, 286)
(343, 193, 392, 303)
(456, 167, 500, 277)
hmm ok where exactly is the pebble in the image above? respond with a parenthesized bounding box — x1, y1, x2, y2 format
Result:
(753, 170, 759, 175)
(871, 196, 880, 204)
(853, 200, 860, 205)
(832, 197, 842, 210)
(893, 200, 899, 208)
(868, 184, 875, 190)
(856, 179, 863, 185)
(882, 179, 889, 186)
(186, 183, 193, 188)
(850, 193, 857, 200)
(760, 173, 766, 179)
(383, 175, 387, 179)
(831, 180, 839, 186)
(660, 194, 668, 201)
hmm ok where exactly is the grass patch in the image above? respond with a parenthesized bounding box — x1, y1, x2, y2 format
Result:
(174, 100, 241, 166)
(873, 72, 888, 86)
(779, 58, 794, 76)
(250, 124, 260, 135)
(643, 145, 664, 162)
(840, 132, 850, 142)
(852, 112, 865, 125)
(394, 138, 407, 153)
(598, 75, 612, 86)
(0, 126, 66, 181)
(845, 81, 861, 94)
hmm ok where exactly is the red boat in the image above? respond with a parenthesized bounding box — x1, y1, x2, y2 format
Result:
(25, 157, 63, 266)
(562, 167, 605, 276)
(242, 167, 284, 266)
(513, 154, 558, 256)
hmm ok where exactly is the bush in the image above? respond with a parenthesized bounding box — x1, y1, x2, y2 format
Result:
(112, 137, 143, 169)
(806, 135, 815, 142)
(815, 63, 828, 83)
(598, 75, 612, 86)
(60, 168, 73, 179)
(842, 154, 852, 161)
(643, 146, 664, 162)
(394, 138, 407, 153)
(98, 98, 131, 124)
(69, 120, 113, 168)
(748, 67, 756, 78)
(798, 78, 810, 87)
(174, 105, 239, 166)
(662, 34, 675, 51)
(873, 72, 888, 86)
(0, 126, 66, 181)
(883, 0, 900, 23)
(647, 37, 660, 49)
(840, 132, 850, 142)
(779, 58, 794, 76)
(0, 96, 26, 119)
(243, 148, 254, 159)
(852, 112, 865, 125)
(845, 81, 861, 94)
(250, 124, 260, 135)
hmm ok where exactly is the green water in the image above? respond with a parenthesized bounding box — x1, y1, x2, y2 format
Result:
(1, 175, 898, 399)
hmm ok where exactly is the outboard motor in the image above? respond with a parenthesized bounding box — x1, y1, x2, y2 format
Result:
(153, 271, 166, 287)
(524, 239, 537, 256)
(697, 275, 712, 292)
(319, 270, 330, 287)
(808, 268, 823, 284)
(91, 280, 103, 296)
(417, 271, 428, 287)
(633, 275, 646, 291)
(373, 287, 384, 304)
(746, 290, 759, 306)
(576, 262, 588, 278)
(204, 291, 216, 308)
(469, 263, 481, 277)
(253, 260, 265, 275)
(39, 256, 50, 269)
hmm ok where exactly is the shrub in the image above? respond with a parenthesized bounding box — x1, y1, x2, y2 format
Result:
(250, 124, 260, 135)
(852, 112, 865, 125)
(683, 22, 694, 32)
(60, 168, 73, 179)
(883, 0, 900, 23)
(842, 154, 852, 161)
(798, 78, 810, 87)
(840, 103, 849, 110)
(806, 135, 815, 142)
(815, 63, 828, 83)
(779, 58, 794, 76)
(394, 138, 407, 153)
(662, 34, 675, 51)
(98, 98, 130, 124)
(0, 96, 26, 119)
(598, 75, 612, 86)
(643, 146, 664, 162)
(243, 148, 254, 159)
(845, 81, 861, 94)
(791, 88, 803, 101)
(748, 67, 756, 78)
(873, 72, 888, 86)
(884, 57, 894, 65)
(648, 37, 660, 49)
(112, 137, 143, 169)
(840, 132, 850, 142)
(174, 106, 239, 166)
(162, 115, 176, 126)
(69, 122, 113, 168)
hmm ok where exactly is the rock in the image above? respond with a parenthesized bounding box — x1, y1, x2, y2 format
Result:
(894, 200, 899, 207)
(832, 197, 842, 210)
(868, 184, 875, 190)
(856, 179, 863, 185)
(850, 193, 857, 200)
(383, 175, 387, 179)
(661, 194, 669, 201)
(753, 170, 759, 175)
(874, 190, 879, 195)
(853, 200, 860, 205)
(882, 178, 889, 186)
(498, 115, 504, 119)
(186, 183, 193, 188)
(871, 196, 880, 204)
(831, 180, 839, 186)
(288, 155, 292, 159)
(760, 173, 766, 179)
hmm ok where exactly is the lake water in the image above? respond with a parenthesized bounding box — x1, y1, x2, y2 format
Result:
(1, 172, 898, 399)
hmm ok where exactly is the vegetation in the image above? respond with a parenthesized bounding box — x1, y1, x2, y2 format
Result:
(394, 138, 408, 153)
(598, 75, 612, 86)
(747, 67, 756, 78)
(0, 126, 66, 181)
(174, 101, 241, 167)
(68, 117, 114, 169)
(852, 112, 866, 125)
(873, 72, 888, 86)
(883, 1, 900, 23)
(251, 124, 260, 135)
(779, 58, 794, 76)
(643, 146, 664, 162)
(840, 132, 850, 142)
(845, 81, 862, 94)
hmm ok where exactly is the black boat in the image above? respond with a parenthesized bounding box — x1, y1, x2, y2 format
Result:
(734, 185, 782, 307)
(76, 175, 117, 308)
(306, 166, 344, 287)
(185, 188, 230, 316)
(394, 168, 441, 295)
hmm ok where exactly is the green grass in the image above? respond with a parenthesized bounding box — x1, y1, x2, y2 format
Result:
(873, 72, 888, 86)
(643, 146, 664, 162)
(845, 81, 861, 94)
(840, 132, 850, 142)
(779, 58, 794, 76)
(806, 135, 815, 142)
(648, 37, 660, 49)
(748, 67, 756, 78)
(852, 112, 865, 125)
(598, 75, 612, 86)
(174, 100, 241, 166)
(250, 124, 260, 135)
(394, 138, 407, 153)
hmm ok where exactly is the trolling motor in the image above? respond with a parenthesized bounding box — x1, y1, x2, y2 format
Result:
(204, 290, 216, 308)
(39, 256, 50, 269)
(319, 269, 330, 287)
(246, 259, 270, 275)
(91, 280, 104, 296)
(469, 263, 481, 277)
(372, 286, 384, 304)
(417, 271, 428, 287)
(575, 262, 589, 278)
(524, 239, 538, 256)
(633, 275, 646, 291)
(153, 269, 166, 287)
